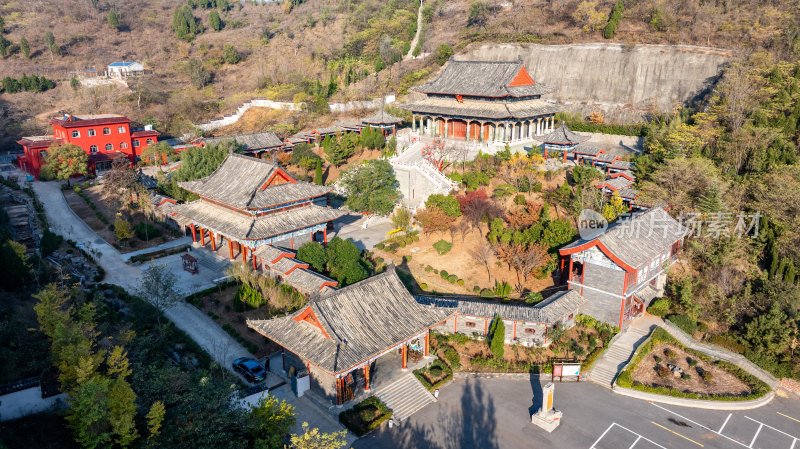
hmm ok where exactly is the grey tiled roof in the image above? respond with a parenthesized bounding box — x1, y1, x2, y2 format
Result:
(593, 153, 619, 163)
(414, 60, 555, 97)
(285, 268, 337, 293)
(272, 257, 307, 275)
(179, 153, 332, 209)
(618, 188, 640, 199)
(362, 109, 403, 125)
(414, 289, 585, 324)
(599, 176, 635, 191)
(254, 244, 295, 263)
(247, 267, 452, 373)
(609, 160, 633, 170)
(561, 207, 687, 269)
(169, 201, 345, 241)
(200, 132, 283, 152)
(402, 97, 560, 120)
(535, 124, 591, 145)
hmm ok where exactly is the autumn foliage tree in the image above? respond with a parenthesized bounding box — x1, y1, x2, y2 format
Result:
(416, 206, 450, 238)
(42, 144, 88, 184)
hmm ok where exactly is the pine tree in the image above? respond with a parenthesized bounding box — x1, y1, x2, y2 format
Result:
(0, 36, 10, 58)
(698, 184, 723, 212)
(209, 10, 222, 31)
(19, 37, 30, 59)
(490, 314, 505, 359)
(314, 159, 323, 185)
(108, 10, 119, 30)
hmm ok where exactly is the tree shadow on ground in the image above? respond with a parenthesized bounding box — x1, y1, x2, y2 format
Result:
(358, 378, 500, 449)
(528, 372, 544, 417)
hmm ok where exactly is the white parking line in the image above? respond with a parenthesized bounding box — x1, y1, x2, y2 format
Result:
(590, 422, 667, 449)
(650, 403, 749, 448)
(719, 413, 732, 434)
(743, 416, 800, 447)
(748, 424, 763, 448)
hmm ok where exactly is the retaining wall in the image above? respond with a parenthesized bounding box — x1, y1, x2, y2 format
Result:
(460, 43, 735, 122)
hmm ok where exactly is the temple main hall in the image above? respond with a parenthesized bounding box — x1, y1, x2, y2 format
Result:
(158, 153, 344, 268)
(403, 59, 561, 143)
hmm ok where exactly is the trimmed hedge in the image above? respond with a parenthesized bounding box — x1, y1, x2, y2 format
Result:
(339, 396, 393, 436)
(184, 280, 238, 305)
(707, 334, 747, 354)
(667, 314, 698, 335)
(413, 359, 453, 391)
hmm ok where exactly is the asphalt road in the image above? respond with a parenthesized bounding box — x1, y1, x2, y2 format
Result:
(355, 377, 800, 449)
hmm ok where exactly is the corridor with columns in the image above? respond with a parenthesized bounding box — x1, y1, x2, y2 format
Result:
(409, 114, 556, 143)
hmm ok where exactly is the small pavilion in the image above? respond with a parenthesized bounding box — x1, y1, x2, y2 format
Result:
(533, 124, 591, 161)
(159, 153, 344, 268)
(248, 267, 452, 405)
(361, 109, 403, 136)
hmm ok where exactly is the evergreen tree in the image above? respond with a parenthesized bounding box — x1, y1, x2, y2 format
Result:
(314, 159, 323, 185)
(698, 184, 724, 212)
(0, 35, 10, 58)
(209, 10, 222, 31)
(44, 31, 60, 56)
(297, 241, 327, 272)
(223, 44, 240, 64)
(489, 314, 505, 359)
(108, 10, 119, 30)
(19, 36, 30, 59)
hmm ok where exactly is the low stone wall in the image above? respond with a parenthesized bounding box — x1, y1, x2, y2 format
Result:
(661, 320, 779, 390)
(613, 387, 775, 411)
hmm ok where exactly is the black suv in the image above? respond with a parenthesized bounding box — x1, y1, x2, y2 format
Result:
(232, 357, 267, 383)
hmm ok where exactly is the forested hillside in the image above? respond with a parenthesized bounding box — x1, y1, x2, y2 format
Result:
(633, 55, 800, 378)
(1, 0, 799, 147)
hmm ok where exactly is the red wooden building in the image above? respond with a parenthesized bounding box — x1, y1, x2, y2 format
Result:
(17, 114, 160, 179)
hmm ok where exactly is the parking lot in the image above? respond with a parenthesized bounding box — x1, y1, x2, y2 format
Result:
(356, 378, 800, 449)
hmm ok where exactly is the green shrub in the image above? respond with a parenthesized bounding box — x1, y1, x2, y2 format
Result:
(403, 255, 412, 263)
(433, 239, 453, 255)
(433, 269, 439, 274)
(688, 358, 698, 367)
(657, 365, 671, 378)
(338, 396, 392, 436)
(420, 283, 428, 291)
(134, 222, 162, 240)
(707, 334, 747, 354)
(480, 288, 494, 298)
(425, 265, 433, 272)
(616, 369, 633, 388)
(647, 297, 671, 317)
(473, 285, 480, 292)
(513, 194, 526, 205)
(40, 229, 63, 258)
(376, 243, 385, 250)
(697, 321, 709, 333)
(457, 279, 464, 286)
(447, 274, 458, 283)
(440, 270, 448, 278)
(442, 346, 461, 370)
(668, 314, 698, 335)
(429, 365, 443, 378)
(664, 348, 677, 360)
(654, 356, 662, 363)
(681, 373, 691, 380)
(489, 315, 505, 359)
(525, 292, 543, 305)
(701, 370, 713, 382)
(531, 181, 543, 192)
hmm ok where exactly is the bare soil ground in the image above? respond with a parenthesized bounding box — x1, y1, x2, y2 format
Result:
(191, 285, 280, 359)
(632, 343, 751, 396)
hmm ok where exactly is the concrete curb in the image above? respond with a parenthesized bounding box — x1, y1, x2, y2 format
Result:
(453, 372, 582, 382)
(612, 386, 775, 410)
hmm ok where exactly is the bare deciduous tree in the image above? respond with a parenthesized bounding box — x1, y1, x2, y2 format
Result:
(469, 242, 494, 284)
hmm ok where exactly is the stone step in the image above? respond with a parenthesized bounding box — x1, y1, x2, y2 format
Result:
(376, 374, 436, 422)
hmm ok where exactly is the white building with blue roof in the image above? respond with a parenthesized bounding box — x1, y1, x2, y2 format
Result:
(107, 61, 144, 77)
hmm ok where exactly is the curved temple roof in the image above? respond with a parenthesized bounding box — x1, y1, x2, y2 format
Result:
(413, 60, 555, 98)
(534, 124, 591, 145)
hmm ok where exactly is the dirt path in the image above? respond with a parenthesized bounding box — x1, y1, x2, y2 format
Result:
(405, 0, 424, 60)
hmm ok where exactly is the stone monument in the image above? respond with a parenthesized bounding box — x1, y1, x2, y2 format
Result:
(531, 382, 562, 432)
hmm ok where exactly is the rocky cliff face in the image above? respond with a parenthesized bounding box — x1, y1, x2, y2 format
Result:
(460, 43, 735, 122)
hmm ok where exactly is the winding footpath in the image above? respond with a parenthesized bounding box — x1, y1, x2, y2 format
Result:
(405, 0, 424, 60)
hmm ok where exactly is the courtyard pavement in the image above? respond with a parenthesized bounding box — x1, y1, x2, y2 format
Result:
(355, 377, 800, 449)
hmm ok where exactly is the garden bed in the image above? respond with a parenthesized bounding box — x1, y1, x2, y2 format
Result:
(429, 316, 618, 375)
(184, 283, 280, 357)
(413, 358, 454, 391)
(616, 328, 770, 401)
(338, 396, 392, 436)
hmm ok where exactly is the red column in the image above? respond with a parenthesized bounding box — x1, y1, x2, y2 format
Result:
(210, 232, 216, 251)
(200, 227, 205, 246)
(323, 228, 328, 246)
(401, 345, 407, 370)
(484, 319, 488, 335)
(252, 252, 257, 271)
(335, 377, 341, 405)
(290, 238, 294, 250)
(364, 365, 370, 391)
(513, 321, 517, 340)
(190, 224, 197, 243)
(424, 333, 430, 357)
(563, 151, 567, 164)
(228, 240, 234, 259)
(568, 258, 574, 284)
(453, 316, 457, 333)
(544, 147, 548, 160)
(242, 246, 248, 264)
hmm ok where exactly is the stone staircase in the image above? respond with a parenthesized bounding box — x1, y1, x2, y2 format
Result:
(375, 374, 437, 422)
(588, 325, 653, 388)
